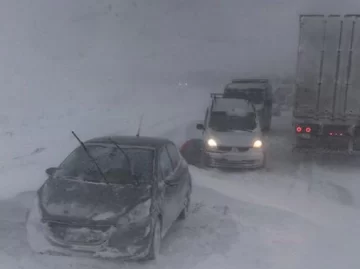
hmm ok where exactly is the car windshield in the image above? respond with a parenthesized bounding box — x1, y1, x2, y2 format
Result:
(54, 145, 154, 184)
(209, 111, 256, 132)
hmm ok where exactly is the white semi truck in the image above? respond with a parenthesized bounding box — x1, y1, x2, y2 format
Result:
(293, 14, 360, 153)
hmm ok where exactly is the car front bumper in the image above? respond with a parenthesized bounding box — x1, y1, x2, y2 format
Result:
(204, 148, 264, 169)
(26, 199, 153, 260)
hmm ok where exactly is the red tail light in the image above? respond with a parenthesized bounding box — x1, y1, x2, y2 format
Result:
(296, 126, 302, 133)
(305, 127, 311, 133)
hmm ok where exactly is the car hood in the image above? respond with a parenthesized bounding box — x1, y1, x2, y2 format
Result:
(38, 177, 152, 226)
(205, 129, 261, 147)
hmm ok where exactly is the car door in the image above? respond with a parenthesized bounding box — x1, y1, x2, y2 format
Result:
(166, 143, 190, 214)
(157, 146, 178, 232)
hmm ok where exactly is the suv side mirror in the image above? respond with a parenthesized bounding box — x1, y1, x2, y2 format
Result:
(196, 123, 205, 130)
(45, 167, 58, 176)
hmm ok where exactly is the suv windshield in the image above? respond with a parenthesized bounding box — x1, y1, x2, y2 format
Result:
(209, 111, 257, 132)
(54, 145, 154, 183)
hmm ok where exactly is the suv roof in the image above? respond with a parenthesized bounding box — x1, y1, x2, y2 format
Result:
(209, 95, 255, 118)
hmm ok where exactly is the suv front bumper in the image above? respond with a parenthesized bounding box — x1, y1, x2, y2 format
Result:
(204, 148, 264, 169)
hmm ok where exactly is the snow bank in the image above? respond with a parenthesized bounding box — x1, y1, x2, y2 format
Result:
(190, 166, 359, 227)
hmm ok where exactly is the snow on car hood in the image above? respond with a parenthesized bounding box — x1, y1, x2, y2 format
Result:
(38, 177, 152, 225)
(205, 128, 261, 147)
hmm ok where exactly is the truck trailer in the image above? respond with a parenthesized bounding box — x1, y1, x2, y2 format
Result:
(293, 14, 360, 153)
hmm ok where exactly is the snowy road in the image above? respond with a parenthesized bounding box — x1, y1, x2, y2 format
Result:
(0, 177, 316, 269)
(1, 111, 360, 268)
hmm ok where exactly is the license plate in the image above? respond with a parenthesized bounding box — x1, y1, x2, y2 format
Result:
(299, 133, 311, 139)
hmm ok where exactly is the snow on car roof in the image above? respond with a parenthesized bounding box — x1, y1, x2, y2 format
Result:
(212, 98, 253, 115)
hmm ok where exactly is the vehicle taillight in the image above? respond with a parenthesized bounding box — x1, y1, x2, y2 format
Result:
(305, 127, 311, 133)
(296, 126, 302, 133)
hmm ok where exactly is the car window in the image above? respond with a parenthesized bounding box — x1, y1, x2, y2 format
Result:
(166, 144, 181, 168)
(56, 145, 154, 184)
(158, 147, 173, 179)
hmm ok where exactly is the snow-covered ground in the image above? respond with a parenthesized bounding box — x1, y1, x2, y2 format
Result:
(2, 0, 360, 268)
(2, 113, 360, 269)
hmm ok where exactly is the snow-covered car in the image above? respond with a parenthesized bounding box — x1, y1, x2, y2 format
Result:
(26, 135, 192, 261)
(196, 94, 266, 169)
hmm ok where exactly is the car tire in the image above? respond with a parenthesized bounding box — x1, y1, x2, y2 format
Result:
(259, 152, 267, 169)
(178, 193, 190, 220)
(145, 217, 162, 261)
(200, 152, 210, 168)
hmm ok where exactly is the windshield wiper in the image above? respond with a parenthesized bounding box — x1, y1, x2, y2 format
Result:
(71, 131, 109, 184)
(108, 138, 139, 185)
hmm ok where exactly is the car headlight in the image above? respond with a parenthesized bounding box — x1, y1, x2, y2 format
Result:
(117, 199, 151, 226)
(207, 138, 217, 147)
(253, 140, 263, 148)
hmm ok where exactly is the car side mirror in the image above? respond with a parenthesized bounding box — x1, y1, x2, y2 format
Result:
(45, 167, 58, 176)
(196, 123, 205, 130)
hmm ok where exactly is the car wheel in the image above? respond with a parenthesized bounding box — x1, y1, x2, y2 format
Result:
(259, 152, 267, 169)
(200, 152, 210, 168)
(146, 218, 161, 260)
(178, 193, 190, 220)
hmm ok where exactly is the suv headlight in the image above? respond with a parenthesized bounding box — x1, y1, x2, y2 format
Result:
(117, 199, 151, 226)
(253, 140, 263, 148)
(207, 138, 217, 147)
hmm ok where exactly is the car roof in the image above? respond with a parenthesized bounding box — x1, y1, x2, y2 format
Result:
(84, 135, 172, 149)
(211, 98, 254, 113)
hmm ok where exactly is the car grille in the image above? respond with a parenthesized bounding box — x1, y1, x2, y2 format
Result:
(217, 146, 250, 152)
(48, 222, 112, 246)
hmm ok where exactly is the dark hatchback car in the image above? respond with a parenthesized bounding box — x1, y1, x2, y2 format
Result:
(26, 135, 192, 261)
